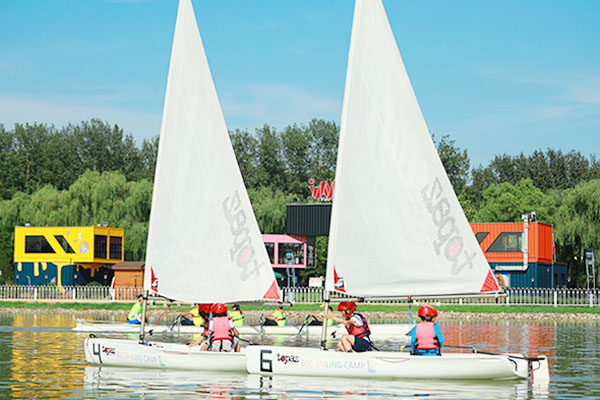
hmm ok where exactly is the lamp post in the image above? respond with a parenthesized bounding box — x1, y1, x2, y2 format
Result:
(285, 251, 294, 303)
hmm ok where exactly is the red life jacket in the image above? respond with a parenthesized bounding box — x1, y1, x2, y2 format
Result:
(210, 316, 232, 341)
(345, 313, 371, 339)
(415, 321, 439, 350)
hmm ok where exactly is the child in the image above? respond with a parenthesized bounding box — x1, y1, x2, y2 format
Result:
(230, 304, 245, 327)
(127, 294, 146, 324)
(329, 301, 371, 352)
(411, 304, 443, 356)
(264, 305, 287, 326)
(206, 303, 240, 352)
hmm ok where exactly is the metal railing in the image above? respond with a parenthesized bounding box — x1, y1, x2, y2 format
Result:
(0, 285, 597, 307)
(0, 285, 143, 302)
(281, 287, 600, 307)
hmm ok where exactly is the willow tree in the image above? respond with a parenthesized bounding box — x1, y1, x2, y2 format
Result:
(554, 180, 600, 287)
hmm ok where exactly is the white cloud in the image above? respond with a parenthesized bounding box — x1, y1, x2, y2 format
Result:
(565, 81, 600, 105)
(0, 95, 160, 143)
(220, 82, 341, 131)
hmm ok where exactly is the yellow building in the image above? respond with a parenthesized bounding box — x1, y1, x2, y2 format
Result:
(13, 225, 124, 287)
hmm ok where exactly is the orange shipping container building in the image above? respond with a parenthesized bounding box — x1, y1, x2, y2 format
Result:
(470, 222, 567, 288)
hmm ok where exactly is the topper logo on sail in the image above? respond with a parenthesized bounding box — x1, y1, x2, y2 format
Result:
(308, 178, 335, 201)
(421, 177, 476, 275)
(223, 190, 265, 281)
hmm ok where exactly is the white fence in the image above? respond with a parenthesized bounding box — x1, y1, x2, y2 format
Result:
(281, 287, 600, 307)
(0, 285, 141, 302)
(0, 285, 598, 307)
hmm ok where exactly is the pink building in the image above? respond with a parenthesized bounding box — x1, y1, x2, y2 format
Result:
(261, 234, 315, 269)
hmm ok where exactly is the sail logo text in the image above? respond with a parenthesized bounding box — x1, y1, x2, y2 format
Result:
(223, 190, 265, 281)
(308, 178, 335, 201)
(421, 177, 476, 275)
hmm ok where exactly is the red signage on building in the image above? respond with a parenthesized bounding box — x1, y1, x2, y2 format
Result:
(308, 178, 335, 201)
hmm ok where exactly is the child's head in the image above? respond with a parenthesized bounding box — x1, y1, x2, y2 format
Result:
(337, 301, 357, 320)
(210, 303, 227, 317)
(417, 304, 438, 322)
(198, 303, 211, 317)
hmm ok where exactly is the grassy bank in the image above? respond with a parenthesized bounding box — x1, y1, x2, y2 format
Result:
(0, 301, 598, 314)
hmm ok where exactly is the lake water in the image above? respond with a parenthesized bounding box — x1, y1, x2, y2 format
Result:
(0, 312, 598, 399)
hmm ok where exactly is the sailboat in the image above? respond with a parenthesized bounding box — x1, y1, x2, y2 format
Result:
(246, 0, 549, 381)
(84, 0, 280, 371)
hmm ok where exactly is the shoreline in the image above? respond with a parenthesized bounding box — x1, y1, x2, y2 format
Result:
(2, 307, 599, 322)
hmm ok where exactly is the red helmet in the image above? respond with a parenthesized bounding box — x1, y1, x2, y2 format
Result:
(337, 301, 356, 318)
(211, 303, 227, 314)
(418, 304, 438, 318)
(198, 304, 211, 314)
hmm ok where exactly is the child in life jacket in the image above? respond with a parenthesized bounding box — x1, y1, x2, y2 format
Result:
(329, 301, 372, 352)
(411, 304, 443, 356)
(180, 303, 210, 327)
(207, 303, 240, 352)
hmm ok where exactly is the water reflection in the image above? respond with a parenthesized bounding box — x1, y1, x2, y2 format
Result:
(84, 366, 540, 399)
(6, 313, 82, 399)
(0, 312, 597, 399)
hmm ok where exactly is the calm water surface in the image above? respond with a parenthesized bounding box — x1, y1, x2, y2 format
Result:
(0, 312, 598, 399)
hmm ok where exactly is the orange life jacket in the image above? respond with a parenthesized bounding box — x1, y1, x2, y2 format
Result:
(345, 313, 371, 339)
(210, 316, 232, 342)
(415, 321, 439, 350)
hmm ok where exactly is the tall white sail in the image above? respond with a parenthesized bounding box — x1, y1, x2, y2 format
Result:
(143, 0, 280, 303)
(326, 0, 499, 297)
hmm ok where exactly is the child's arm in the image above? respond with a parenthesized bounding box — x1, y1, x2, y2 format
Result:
(434, 324, 443, 347)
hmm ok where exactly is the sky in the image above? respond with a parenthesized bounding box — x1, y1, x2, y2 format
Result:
(1, 0, 598, 167)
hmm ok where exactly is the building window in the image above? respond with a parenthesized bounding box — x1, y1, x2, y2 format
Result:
(94, 235, 107, 259)
(264, 242, 275, 264)
(487, 232, 522, 252)
(109, 237, 122, 260)
(475, 232, 489, 244)
(278, 243, 304, 265)
(54, 235, 75, 253)
(25, 236, 55, 253)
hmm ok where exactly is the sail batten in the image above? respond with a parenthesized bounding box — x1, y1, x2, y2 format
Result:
(143, 0, 280, 304)
(326, 0, 499, 298)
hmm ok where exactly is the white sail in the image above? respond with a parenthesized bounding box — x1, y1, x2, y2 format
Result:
(325, 0, 499, 297)
(143, 0, 280, 303)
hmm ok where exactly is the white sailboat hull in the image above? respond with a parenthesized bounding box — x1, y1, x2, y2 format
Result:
(246, 346, 533, 380)
(75, 320, 411, 339)
(84, 337, 246, 371)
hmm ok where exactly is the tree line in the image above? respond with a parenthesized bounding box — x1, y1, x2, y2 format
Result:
(0, 119, 598, 287)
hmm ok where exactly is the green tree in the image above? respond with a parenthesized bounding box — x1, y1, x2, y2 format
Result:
(433, 134, 470, 193)
(471, 150, 600, 198)
(554, 180, 600, 287)
(248, 186, 294, 234)
(474, 179, 547, 222)
(0, 126, 22, 200)
(306, 119, 338, 184)
(281, 124, 311, 198)
(255, 125, 287, 190)
(230, 129, 259, 189)
(299, 235, 328, 285)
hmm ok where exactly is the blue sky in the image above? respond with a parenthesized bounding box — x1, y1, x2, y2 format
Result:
(1, 0, 598, 167)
